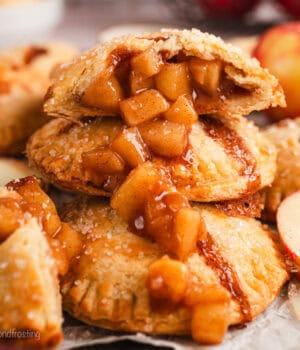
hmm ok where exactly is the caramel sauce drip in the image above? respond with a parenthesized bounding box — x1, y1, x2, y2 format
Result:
(215, 192, 262, 218)
(108, 48, 135, 70)
(201, 115, 261, 193)
(197, 234, 251, 321)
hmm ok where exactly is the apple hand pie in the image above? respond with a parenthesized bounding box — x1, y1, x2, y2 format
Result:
(0, 218, 63, 347)
(44, 29, 285, 122)
(262, 118, 300, 221)
(60, 196, 288, 345)
(0, 42, 78, 155)
(27, 114, 276, 202)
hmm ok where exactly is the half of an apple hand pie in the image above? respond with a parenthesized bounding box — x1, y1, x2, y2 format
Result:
(0, 212, 63, 347)
(27, 113, 276, 202)
(0, 176, 86, 347)
(0, 42, 77, 155)
(0, 218, 63, 347)
(43, 29, 285, 121)
(60, 196, 288, 345)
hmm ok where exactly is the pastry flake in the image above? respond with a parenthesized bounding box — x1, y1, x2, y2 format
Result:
(43, 29, 285, 121)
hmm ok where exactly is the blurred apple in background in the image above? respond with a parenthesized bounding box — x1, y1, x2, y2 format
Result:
(253, 22, 300, 121)
(197, 0, 259, 17)
(278, 0, 300, 18)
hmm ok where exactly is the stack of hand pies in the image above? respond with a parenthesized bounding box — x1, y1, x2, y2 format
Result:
(0, 29, 291, 347)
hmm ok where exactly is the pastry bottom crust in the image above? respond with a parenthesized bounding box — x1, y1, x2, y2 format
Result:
(60, 197, 288, 336)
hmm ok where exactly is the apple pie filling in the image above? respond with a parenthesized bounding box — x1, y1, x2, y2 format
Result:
(111, 162, 207, 261)
(147, 255, 231, 344)
(79, 48, 251, 189)
(81, 48, 248, 123)
(81, 119, 191, 194)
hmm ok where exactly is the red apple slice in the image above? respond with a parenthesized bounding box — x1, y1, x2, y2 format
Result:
(277, 191, 300, 265)
(253, 22, 300, 121)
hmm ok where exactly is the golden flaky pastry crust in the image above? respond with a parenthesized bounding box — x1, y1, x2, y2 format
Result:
(0, 217, 63, 347)
(0, 42, 78, 155)
(44, 29, 285, 120)
(27, 114, 276, 202)
(60, 197, 288, 336)
(262, 118, 300, 221)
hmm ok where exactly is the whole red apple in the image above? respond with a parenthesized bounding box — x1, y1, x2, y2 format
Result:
(253, 22, 300, 121)
(198, 0, 259, 17)
(278, 0, 300, 18)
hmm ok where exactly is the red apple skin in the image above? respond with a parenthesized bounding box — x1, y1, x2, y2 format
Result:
(198, 0, 259, 17)
(277, 191, 300, 267)
(278, 0, 300, 18)
(253, 22, 300, 121)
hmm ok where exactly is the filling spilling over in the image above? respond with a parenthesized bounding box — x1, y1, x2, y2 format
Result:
(79, 49, 253, 195)
(81, 48, 249, 119)
(110, 162, 234, 345)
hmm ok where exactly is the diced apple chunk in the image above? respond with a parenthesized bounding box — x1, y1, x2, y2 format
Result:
(131, 48, 163, 78)
(138, 119, 187, 158)
(110, 162, 161, 221)
(174, 207, 207, 260)
(189, 58, 222, 96)
(82, 74, 123, 113)
(120, 89, 169, 126)
(191, 303, 229, 345)
(130, 70, 154, 95)
(82, 146, 125, 174)
(111, 127, 151, 168)
(144, 191, 201, 260)
(55, 223, 82, 262)
(155, 62, 192, 101)
(147, 256, 188, 304)
(164, 95, 198, 125)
